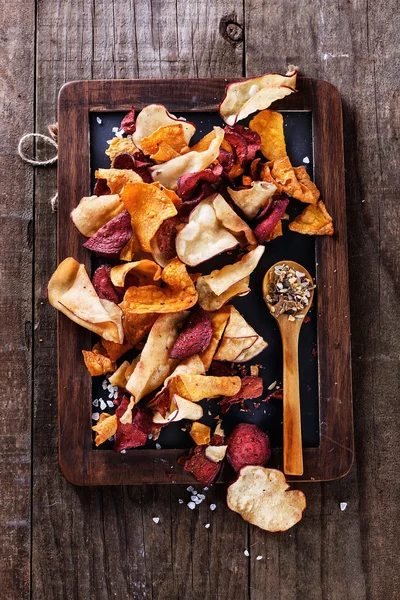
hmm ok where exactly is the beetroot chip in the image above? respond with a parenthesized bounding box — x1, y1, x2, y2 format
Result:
(183, 445, 221, 487)
(223, 128, 248, 164)
(94, 178, 111, 196)
(169, 306, 213, 360)
(253, 195, 289, 242)
(230, 125, 261, 162)
(177, 164, 223, 201)
(113, 152, 136, 170)
(210, 361, 238, 377)
(219, 376, 264, 413)
(120, 106, 136, 135)
(92, 264, 120, 304)
(226, 423, 271, 472)
(155, 218, 178, 262)
(113, 151, 154, 183)
(218, 147, 234, 173)
(83, 209, 132, 258)
(114, 396, 153, 451)
(147, 385, 171, 418)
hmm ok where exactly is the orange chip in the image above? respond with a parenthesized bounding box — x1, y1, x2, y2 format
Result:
(140, 124, 190, 162)
(221, 137, 244, 179)
(288, 200, 334, 236)
(190, 422, 211, 445)
(102, 339, 133, 361)
(191, 130, 217, 153)
(174, 374, 241, 402)
(120, 258, 198, 314)
(92, 413, 118, 447)
(106, 137, 138, 162)
(293, 166, 320, 204)
(82, 342, 116, 376)
(265, 220, 283, 242)
(242, 175, 252, 186)
(122, 312, 158, 345)
(110, 260, 162, 288)
(94, 168, 143, 194)
(152, 182, 182, 207)
(249, 109, 287, 161)
(267, 157, 319, 204)
(121, 182, 178, 252)
(119, 229, 143, 262)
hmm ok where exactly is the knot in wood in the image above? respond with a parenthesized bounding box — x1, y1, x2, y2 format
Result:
(226, 22, 243, 42)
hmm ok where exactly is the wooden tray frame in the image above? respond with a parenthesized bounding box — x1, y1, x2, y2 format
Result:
(58, 77, 353, 485)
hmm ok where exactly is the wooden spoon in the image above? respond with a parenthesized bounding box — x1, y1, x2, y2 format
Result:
(263, 261, 314, 476)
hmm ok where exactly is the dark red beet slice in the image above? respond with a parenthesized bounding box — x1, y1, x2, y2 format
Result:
(229, 125, 261, 162)
(114, 396, 154, 452)
(92, 264, 120, 304)
(170, 306, 213, 360)
(120, 106, 136, 135)
(219, 376, 263, 413)
(183, 446, 221, 487)
(147, 385, 171, 418)
(155, 218, 177, 262)
(177, 164, 223, 201)
(223, 129, 248, 164)
(218, 147, 234, 173)
(94, 178, 111, 196)
(83, 209, 132, 258)
(113, 151, 154, 183)
(113, 152, 136, 170)
(226, 423, 271, 472)
(253, 195, 289, 242)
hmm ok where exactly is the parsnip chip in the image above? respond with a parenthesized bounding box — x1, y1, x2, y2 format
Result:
(197, 246, 265, 297)
(92, 413, 118, 447)
(213, 194, 257, 248)
(110, 260, 162, 288)
(249, 109, 287, 160)
(94, 168, 143, 194)
(82, 343, 116, 376)
(121, 182, 177, 252)
(120, 258, 197, 314)
(150, 127, 224, 190)
(288, 200, 334, 235)
(108, 360, 132, 387)
(228, 181, 277, 219)
(174, 374, 241, 402)
(48, 258, 124, 343)
(219, 67, 298, 126)
(227, 466, 306, 532)
(199, 307, 231, 370)
(190, 422, 211, 445)
(153, 394, 204, 425)
(133, 104, 196, 148)
(176, 196, 239, 266)
(205, 444, 228, 463)
(140, 124, 190, 162)
(214, 306, 267, 362)
(71, 194, 123, 238)
(121, 312, 188, 423)
(105, 137, 138, 162)
(197, 277, 250, 312)
(269, 157, 319, 204)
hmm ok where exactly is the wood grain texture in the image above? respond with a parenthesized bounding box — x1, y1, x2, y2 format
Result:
(0, 2, 35, 598)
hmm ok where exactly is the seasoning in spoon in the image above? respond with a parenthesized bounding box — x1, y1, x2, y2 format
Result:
(265, 264, 315, 320)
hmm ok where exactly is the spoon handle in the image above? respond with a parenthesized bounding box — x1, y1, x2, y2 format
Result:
(281, 324, 304, 476)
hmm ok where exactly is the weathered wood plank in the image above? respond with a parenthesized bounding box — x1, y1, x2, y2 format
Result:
(245, 1, 399, 598)
(0, 3, 35, 598)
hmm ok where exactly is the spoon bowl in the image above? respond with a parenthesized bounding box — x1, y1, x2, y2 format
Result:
(263, 260, 314, 476)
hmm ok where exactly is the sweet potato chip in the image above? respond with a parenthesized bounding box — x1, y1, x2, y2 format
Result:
(153, 394, 204, 425)
(122, 312, 158, 346)
(199, 307, 231, 370)
(176, 196, 239, 267)
(133, 104, 196, 149)
(227, 466, 306, 532)
(140, 124, 190, 162)
(94, 168, 143, 194)
(213, 194, 257, 248)
(293, 166, 320, 204)
(121, 182, 178, 252)
(190, 422, 211, 445)
(219, 67, 298, 126)
(83, 210, 133, 258)
(205, 444, 228, 462)
(150, 127, 224, 190)
(120, 258, 197, 314)
(268, 157, 319, 204)
(214, 306, 267, 362)
(82, 343, 116, 376)
(71, 194, 123, 238)
(190, 130, 216, 153)
(288, 200, 334, 235)
(102, 339, 133, 362)
(110, 260, 162, 288)
(121, 312, 188, 423)
(170, 306, 213, 360)
(265, 220, 283, 242)
(92, 413, 118, 447)
(197, 278, 250, 312)
(249, 109, 287, 160)
(228, 181, 277, 219)
(105, 137, 138, 162)
(119, 229, 143, 262)
(48, 258, 124, 343)
(174, 374, 241, 402)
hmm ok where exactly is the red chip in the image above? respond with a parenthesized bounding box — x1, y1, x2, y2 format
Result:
(183, 445, 222, 487)
(120, 106, 136, 135)
(113, 152, 136, 170)
(177, 163, 223, 201)
(226, 423, 271, 472)
(94, 178, 111, 196)
(114, 396, 154, 452)
(113, 151, 154, 183)
(223, 129, 248, 164)
(210, 361, 238, 377)
(219, 376, 264, 413)
(169, 306, 213, 360)
(92, 264, 120, 304)
(155, 217, 178, 262)
(218, 147, 234, 173)
(230, 125, 261, 162)
(147, 385, 171, 418)
(253, 195, 289, 242)
(83, 209, 132, 258)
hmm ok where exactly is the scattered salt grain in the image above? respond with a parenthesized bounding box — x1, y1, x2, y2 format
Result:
(99, 399, 107, 411)
(340, 502, 348, 511)
(96, 116, 102, 124)
(148, 433, 153, 440)
(244, 550, 249, 557)
(187, 501, 196, 510)
(102, 380, 108, 390)
(256, 555, 263, 561)
(107, 400, 114, 408)
(108, 435, 115, 442)
(92, 398, 99, 407)
(267, 381, 277, 391)
(153, 517, 160, 524)
(155, 443, 162, 450)
(203, 487, 209, 491)
(112, 127, 119, 133)
(197, 494, 205, 501)
(92, 412, 100, 421)
(187, 486, 195, 493)
(210, 504, 216, 511)
(302, 156, 310, 164)
(205, 523, 210, 529)
(178, 499, 184, 504)
(113, 391, 119, 399)
(120, 449, 126, 454)
(106, 140, 113, 145)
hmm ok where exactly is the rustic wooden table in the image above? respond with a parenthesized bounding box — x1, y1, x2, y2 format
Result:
(1, 2, 399, 599)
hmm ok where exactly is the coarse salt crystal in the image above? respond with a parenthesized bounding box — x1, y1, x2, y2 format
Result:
(197, 494, 205, 501)
(102, 380, 108, 390)
(203, 487, 209, 491)
(210, 504, 216, 511)
(187, 486, 195, 493)
(106, 140, 113, 145)
(340, 502, 348, 511)
(153, 517, 160, 524)
(178, 499, 184, 504)
(113, 391, 119, 400)
(205, 523, 210, 529)
(96, 116, 102, 124)
(92, 398, 99, 407)
(256, 555, 263, 561)
(112, 127, 119, 133)
(107, 400, 114, 408)
(156, 443, 161, 450)
(99, 399, 107, 411)
(108, 435, 115, 442)
(148, 433, 153, 440)
(107, 384, 114, 392)
(92, 412, 100, 421)
(244, 550, 249, 557)
(187, 501, 196, 510)
(302, 156, 310, 164)
(120, 449, 126, 454)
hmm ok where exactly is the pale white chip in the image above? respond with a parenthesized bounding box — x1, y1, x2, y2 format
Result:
(70, 194, 123, 237)
(228, 181, 277, 219)
(205, 445, 228, 463)
(133, 104, 196, 148)
(213, 306, 267, 362)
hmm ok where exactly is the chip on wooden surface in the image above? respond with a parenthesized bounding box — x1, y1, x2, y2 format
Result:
(288, 200, 334, 235)
(71, 194, 123, 238)
(249, 109, 287, 160)
(94, 168, 143, 194)
(227, 466, 306, 532)
(92, 413, 118, 447)
(140, 124, 190, 162)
